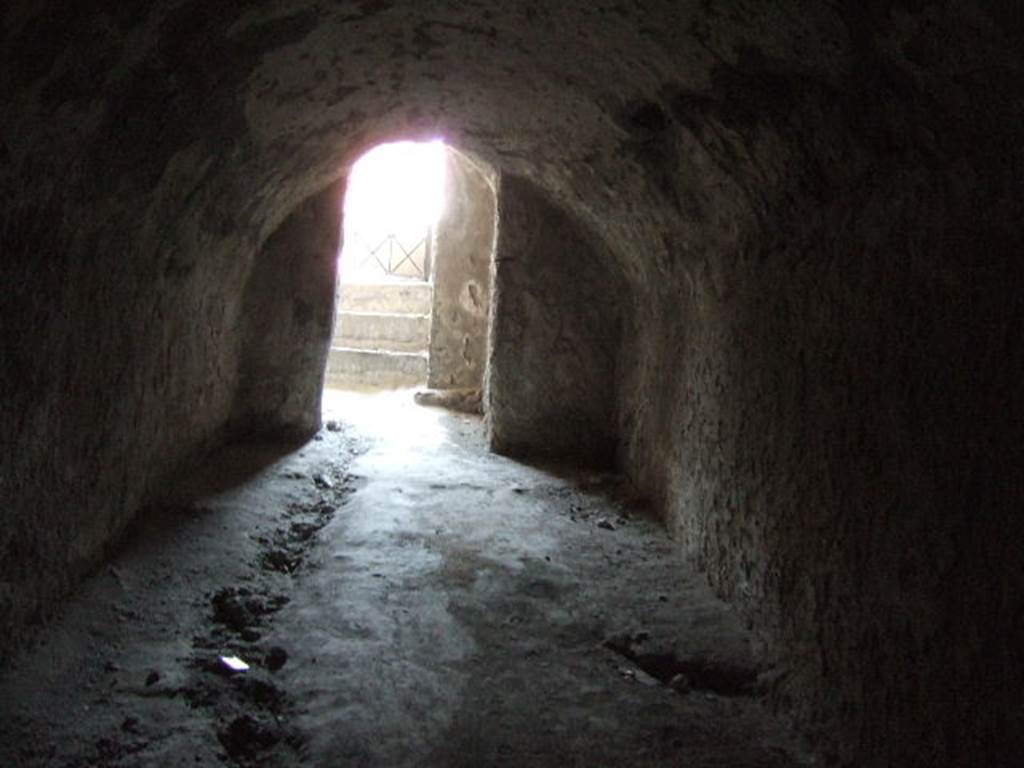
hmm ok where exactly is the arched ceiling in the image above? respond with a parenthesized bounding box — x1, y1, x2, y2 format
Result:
(2, 0, 856, 285)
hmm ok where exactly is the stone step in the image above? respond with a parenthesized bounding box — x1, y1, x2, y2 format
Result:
(338, 281, 432, 315)
(335, 310, 430, 354)
(325, 346, 428, 389)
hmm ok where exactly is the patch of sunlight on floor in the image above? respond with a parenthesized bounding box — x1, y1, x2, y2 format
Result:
(322, 387, 445, 450)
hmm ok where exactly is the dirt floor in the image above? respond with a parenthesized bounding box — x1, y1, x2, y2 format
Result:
(0, 389, 811, 767)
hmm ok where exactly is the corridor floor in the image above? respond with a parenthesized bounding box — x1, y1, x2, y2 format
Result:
(0, 389, 809, 767)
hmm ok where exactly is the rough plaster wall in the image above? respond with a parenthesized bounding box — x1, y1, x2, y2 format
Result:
(487, 175, 622, 466)
(0, 153, 251, 664)
(0, 2, 346, 664)
(614, 7, 1024, 765)
(427, 151, 496, 391)
(1, 1, 1022, 763)
(229, 182, 343, 440)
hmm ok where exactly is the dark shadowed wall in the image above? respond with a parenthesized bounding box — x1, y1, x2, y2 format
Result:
(229, 182, 344, 441)
(487, 175, 623, 465)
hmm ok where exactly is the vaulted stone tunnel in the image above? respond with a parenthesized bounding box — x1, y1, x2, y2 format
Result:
(1, 2, 1021, 765)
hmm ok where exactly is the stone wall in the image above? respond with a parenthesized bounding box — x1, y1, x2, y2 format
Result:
(487, 175, 623, 465)
(0, 173, 250, 662)
(614, 7, 1024, 764)
(427, 151, 497, 391)
(229, 182, 343, 441)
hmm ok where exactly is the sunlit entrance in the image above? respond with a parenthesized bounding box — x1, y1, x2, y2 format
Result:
(328, 141, 448, 390)
(341, 140, 448, 283)
(325, 141, 497, 397)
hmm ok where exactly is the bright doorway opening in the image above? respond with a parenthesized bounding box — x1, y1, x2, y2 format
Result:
(326, 141, 497, 400)
(330, 141, 447, 390)
(341, 140, 448, 283)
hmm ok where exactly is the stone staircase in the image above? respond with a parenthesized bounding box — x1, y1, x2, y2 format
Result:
(326, 281, 432, 388)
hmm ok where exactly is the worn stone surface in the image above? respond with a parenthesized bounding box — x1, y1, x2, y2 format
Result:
(329, 281, 431, 388)
(427, 149, 496, 391)
(336, 282, 433, 315)
(335, 311, 431, 354)
(414, 387, 483, 415)
(0, 391, 809, 767)
(326, 347, 428, 390)
(1, 2, 1022, 764)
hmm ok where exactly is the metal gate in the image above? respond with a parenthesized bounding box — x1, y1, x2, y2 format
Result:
(346, 228, 432, 281)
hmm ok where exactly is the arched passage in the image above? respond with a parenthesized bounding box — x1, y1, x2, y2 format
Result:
(1, 4, 1022, 765)
(226, 141, 625, 464)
